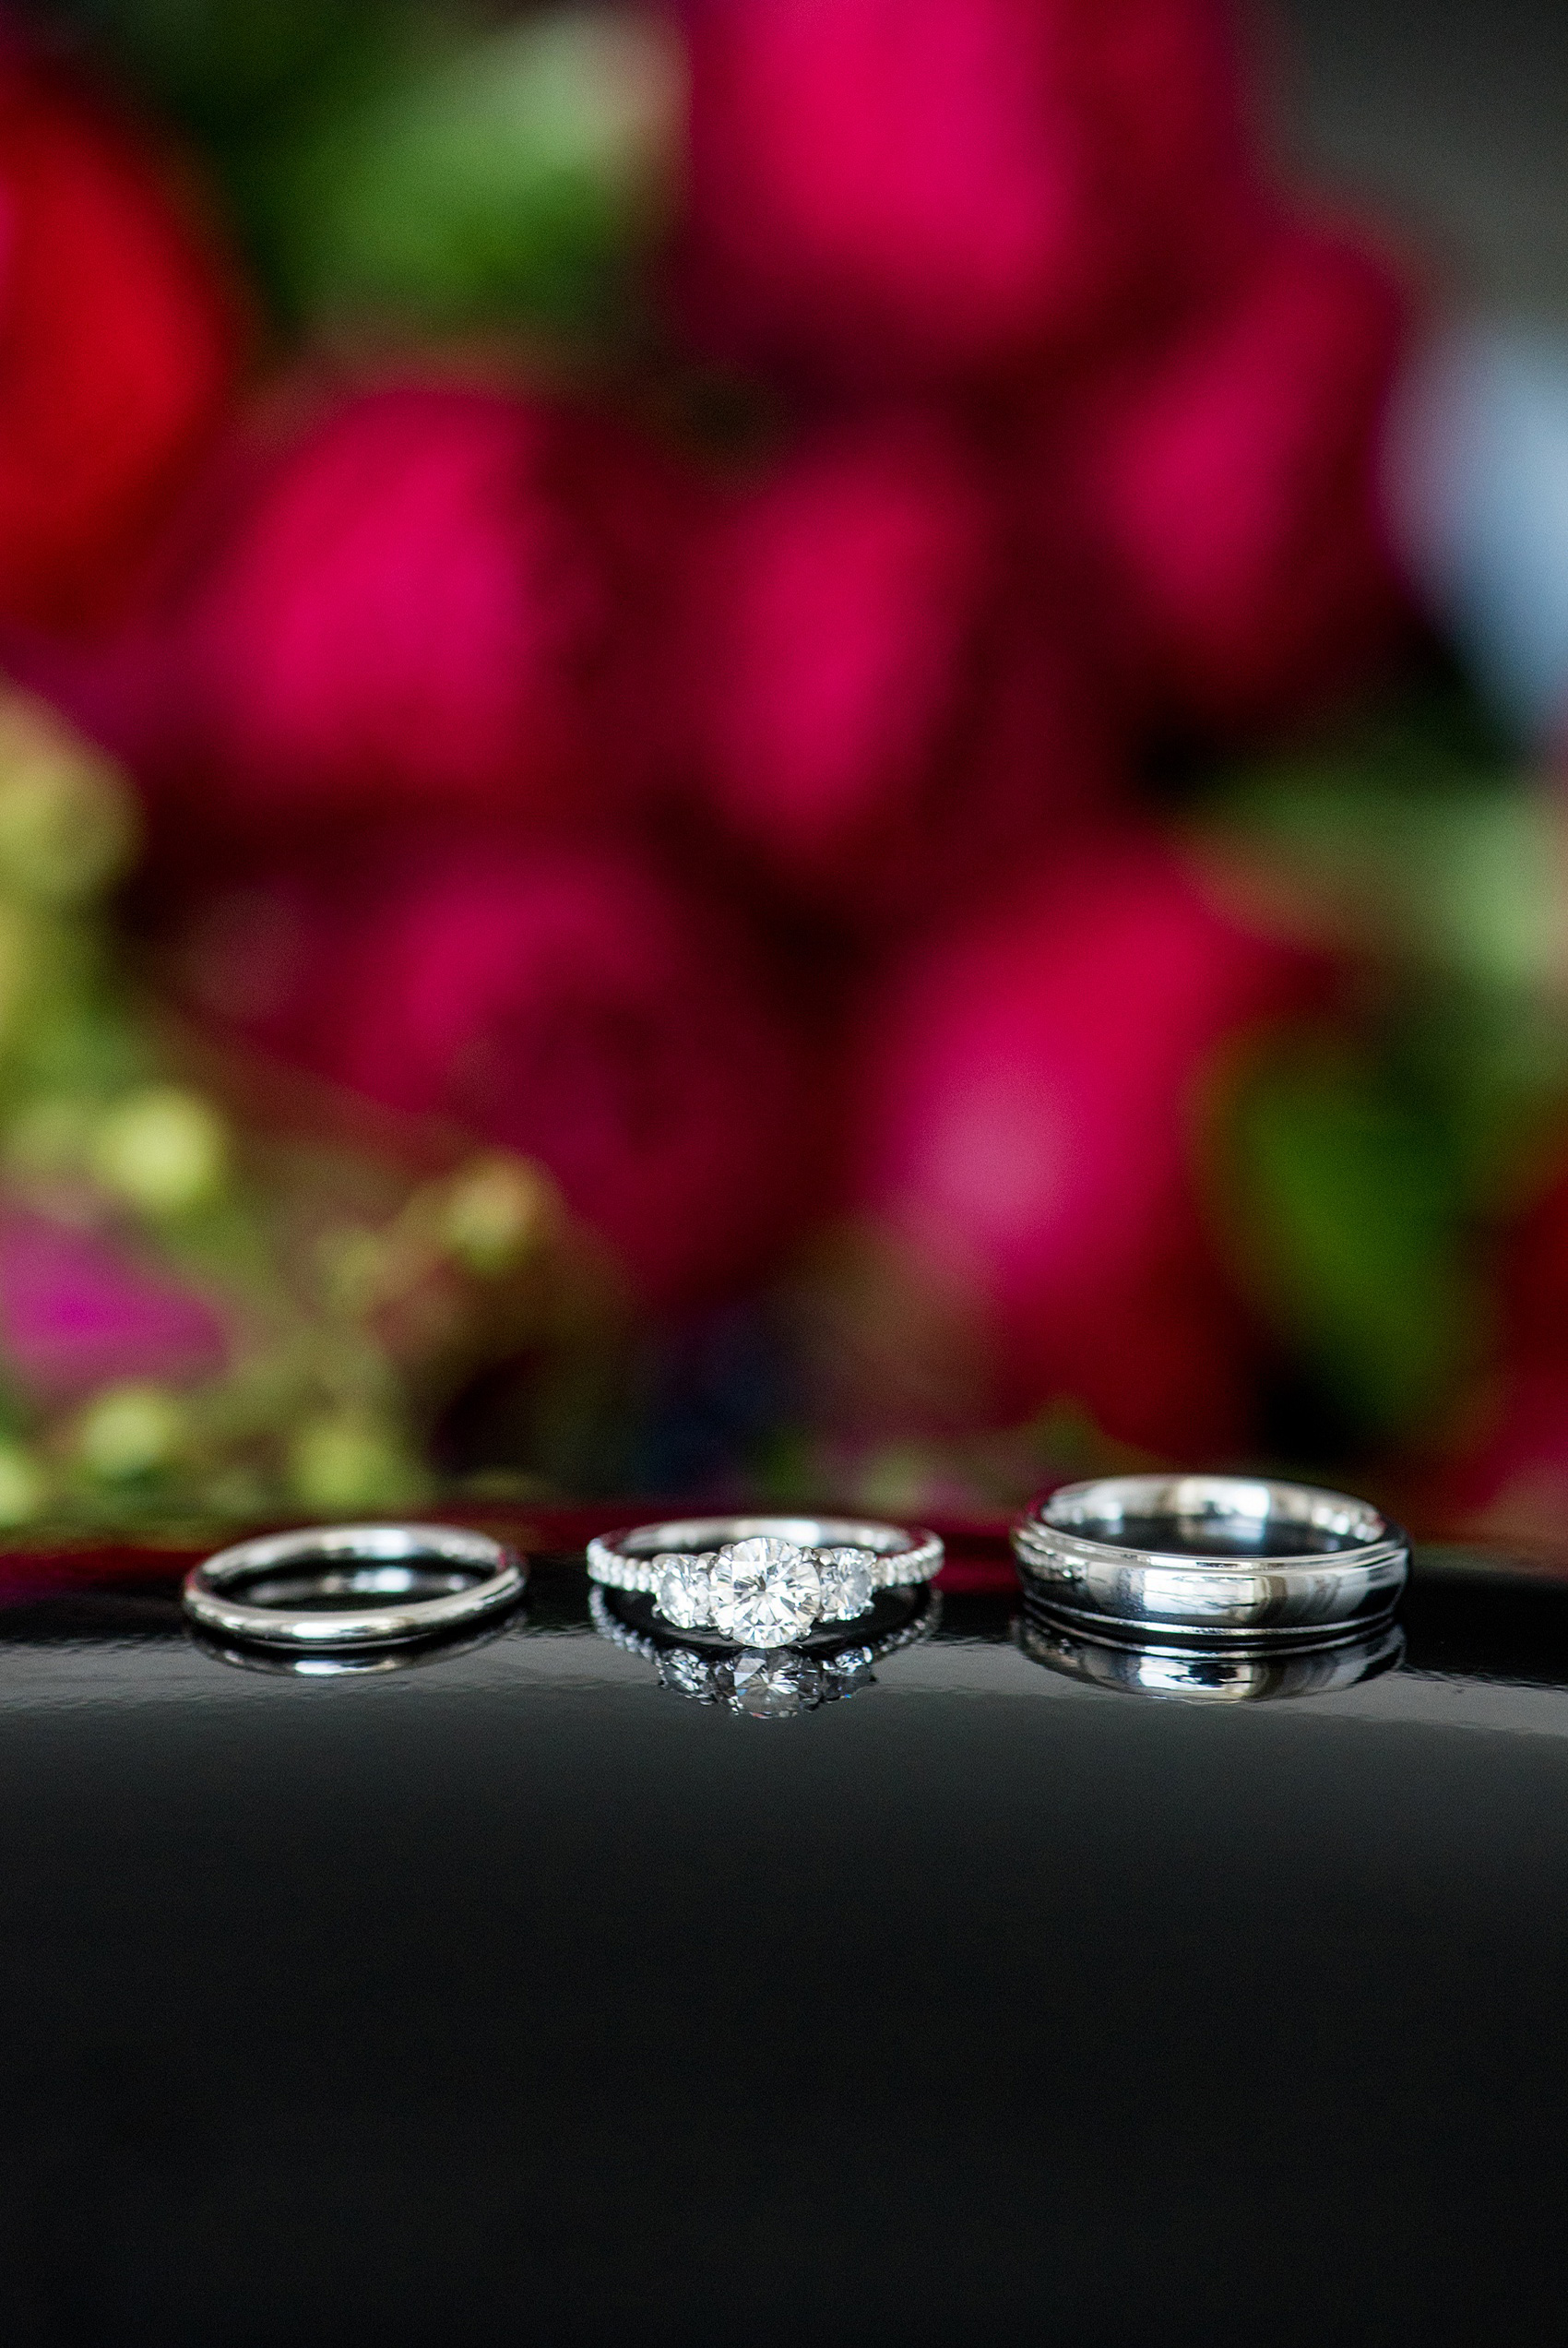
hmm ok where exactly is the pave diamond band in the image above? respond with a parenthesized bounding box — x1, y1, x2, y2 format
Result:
(587, 1515, 943, 1650)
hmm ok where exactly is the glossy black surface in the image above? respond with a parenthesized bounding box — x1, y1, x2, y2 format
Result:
(3, 1544, 1568, 2343)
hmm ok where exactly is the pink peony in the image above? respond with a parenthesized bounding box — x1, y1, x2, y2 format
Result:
(677, 0, 1260, 386)
(673, 411, 1113, 922)
(1044, 215, 1418, 733)
(0, 42, 244, 631)
(146, 384, 683, 843)
(197, 845, 818, 1311)
(842, 838, 1322, 1454)
(0, 1211, 228, 1402)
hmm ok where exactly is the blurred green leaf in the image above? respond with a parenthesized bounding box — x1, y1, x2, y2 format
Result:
(50, 0, 403, 133)
(272, 7, 683, 339)
(1225, 1051, 1484, 1440)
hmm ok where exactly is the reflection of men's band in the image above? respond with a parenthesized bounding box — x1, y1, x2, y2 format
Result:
(1016, 1604, 1405, 1704)
(590, 1582, 941, 1718)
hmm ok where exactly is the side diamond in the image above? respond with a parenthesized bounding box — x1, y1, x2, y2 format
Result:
(654, 1553, 711, 1630)
(816, 1547, 874, 1622)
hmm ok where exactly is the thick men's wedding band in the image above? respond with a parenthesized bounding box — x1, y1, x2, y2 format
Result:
(184, 1522, 525, 1651)
(587, 1514, 943, 1648)
(1013, 1474, 1408, 1644)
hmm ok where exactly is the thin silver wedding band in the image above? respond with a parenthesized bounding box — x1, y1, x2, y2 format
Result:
(183, 1521, 525, 1651)
(1013, 1473, 1408, 1645)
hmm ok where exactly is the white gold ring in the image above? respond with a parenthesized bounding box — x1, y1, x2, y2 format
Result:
(1013, 1474, 1408, 1646)
(183, 1522, 526, 1651)
(586, 1514, 943, 1649)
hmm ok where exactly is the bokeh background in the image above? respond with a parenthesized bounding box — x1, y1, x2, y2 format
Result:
(0, 0, 1566, 1535)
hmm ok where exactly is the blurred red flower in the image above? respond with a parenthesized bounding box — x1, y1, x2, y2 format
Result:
(1045, 215, 1418, 732)
(0, 1212, 228, 1402)
(147, 383, 682, 844)
(678, 0, 1260, 387)
(1441, 1366, 1568, 1540)
(843, 839, 1322, 1454)
(185, 845, 817, 1312)
(673, 411, 1113, 922)
(1443, 1171, 1568, 1533)
(0, 41, 244, 630)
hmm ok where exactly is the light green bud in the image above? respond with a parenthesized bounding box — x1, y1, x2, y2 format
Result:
(440, 1153, 551, 1277)
(92, 1087, 230, 1216)
(4, 1094, 97, 1186)
(317, 1227, 391, 1317)
(0, 1440, 46, 1528)
(0, 693, 138, 905)
(75, 1385, 188, 1482)
(287, 1412, 427, 1513)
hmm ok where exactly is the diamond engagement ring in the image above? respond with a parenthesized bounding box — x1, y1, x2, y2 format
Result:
(585, 1514, 943, 1649)
(1013, 1474, 1408, 1646)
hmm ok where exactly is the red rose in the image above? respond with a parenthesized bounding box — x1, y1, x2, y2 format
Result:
(185, 845, 817, 1311)
(674, 411, 1113, 923)
(0, 41, 244, 629)
(1045, 215, 1418, 732)
(840, 838, 1321, 1453)
(144, 384, 683, 845)
(677, 0, 1260, 386)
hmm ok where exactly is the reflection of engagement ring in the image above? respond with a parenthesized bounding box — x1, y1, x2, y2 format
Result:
(586, 1514, 943, 1649)
(183, 1522, 525, 1651)
(1013, 1474, 1408, 1646)
(1016, 1603, 1405, 1703)
(590, 1582, 940, 1717)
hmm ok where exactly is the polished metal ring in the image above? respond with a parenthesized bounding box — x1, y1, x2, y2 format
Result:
(586, 1514, 943, 1650)
(183, 1521, 525, 1651)
(1012, 1474, 1408, 1646)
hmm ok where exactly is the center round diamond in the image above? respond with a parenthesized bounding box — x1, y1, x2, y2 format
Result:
(708, 1536, 821, 1648)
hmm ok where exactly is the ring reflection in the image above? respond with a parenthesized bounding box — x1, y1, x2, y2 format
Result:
(1016, 1605, 1405, 1702)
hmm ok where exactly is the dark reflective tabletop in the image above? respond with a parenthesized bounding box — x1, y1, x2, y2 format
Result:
(2, 1520, 1567, 2344)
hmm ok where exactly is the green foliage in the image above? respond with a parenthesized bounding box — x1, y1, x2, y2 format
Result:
(275, 10, 683, 337)
(50, 0, 684, 343)
(1225, 1047, 1484, 1443)
(0, 689, 590, 1535)
(1199, 676, 1568, 1210)
(56, 0, 402, 134)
